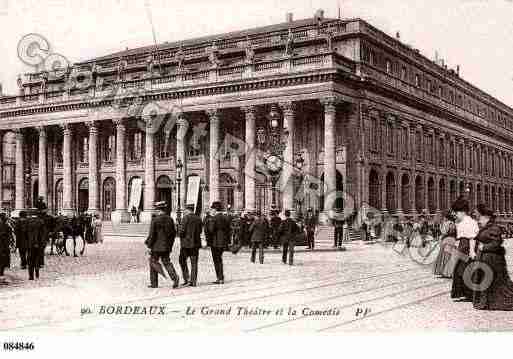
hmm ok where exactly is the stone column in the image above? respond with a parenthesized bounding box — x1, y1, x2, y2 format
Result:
(207, 108, 220, 205)
(141, 118, 156, 223)
(111, 118, 129, 223)
(321, 96, 338, 213)
(396, 170, 403, 215)
(176, 113, 188, 210)
(243, 106, 256, 211)
(14, 129, 25, 211)
(37, 126, 48, 204)
(61, 124, 74, 216)
(410, 171, 417, 215)
(86, 121, 99, 214)
(280, 101, 296, 213)
(380, 168, 388, 214)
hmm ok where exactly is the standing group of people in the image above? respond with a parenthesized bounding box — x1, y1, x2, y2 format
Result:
(0, 209, 50, 284)
(144, 202, 317, 289)
(145, 200, 232, 288)
(433, 196, 513, 311)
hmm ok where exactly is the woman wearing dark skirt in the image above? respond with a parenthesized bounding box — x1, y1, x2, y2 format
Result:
(450, 197, 479, 301)
(434, 211, 457, 278)
(472, 204, 513, 311)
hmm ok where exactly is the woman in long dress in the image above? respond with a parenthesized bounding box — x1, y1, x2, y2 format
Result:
(93, 214, 103, 244)
(433, 211, 457, 278)
(450, 197, 480, 301)
(472, 204, 513, 310)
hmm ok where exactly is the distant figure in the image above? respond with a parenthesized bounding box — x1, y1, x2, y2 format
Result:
(145, 201, 179, 289)
(209, 201, 231, 284)
(305, 208, 317, 249)
(279, 210, 299, 265)
(93, 214, 103, 244)
(0, 213, 12, 285)
(249, 211, 269, 264)
(26, 213, 46, 280)
(179, 204, 203, 287)
(131, 206, 138, 224)
(15, 211, 28, 269)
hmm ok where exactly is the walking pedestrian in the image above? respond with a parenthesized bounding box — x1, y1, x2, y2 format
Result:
(26, 213, 46, 280)
(15, 211, 28, 269)
(305, 208, 316, 249)
(249, 211, 269, 264)
(450, 196, 479, 301)
(472, 203, 513, 310)
(203, 211, 214, 248)
(144, 201, 180, 289)
(279, 210, 299, 265)
(179, 204, 202, 287)
(269, 210, 281, 250)
(210, 201, 230, 284)
(0, 213, 12, 285)
(93, 214, 103, 243)
(333, 209, 344, 247)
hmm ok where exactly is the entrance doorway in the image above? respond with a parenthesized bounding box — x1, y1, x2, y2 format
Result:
(156, 175, 173, 214)
(32, 179, 39, 208)
(78, 178, 89, 214)
(102, 177, 115, 221)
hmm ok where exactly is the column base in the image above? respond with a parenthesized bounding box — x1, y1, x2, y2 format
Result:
(86, 209, 100, 216)
(140, 210, 158, 224)
(111, 209, 130, 224)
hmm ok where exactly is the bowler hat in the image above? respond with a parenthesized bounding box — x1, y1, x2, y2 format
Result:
(476, 203, 495, 218)
(211, 201, 222, 211)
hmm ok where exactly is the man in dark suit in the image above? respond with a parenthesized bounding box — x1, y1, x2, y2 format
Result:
(279, 210, 299, 265)
(26, 213, 46, 280)
(210, 201, 230, 284)
(305, 208, 317, 249)
(269, 210, 282, 250)
(145, 201, 180, 289)
(15, 211, 28, 269)
(249, 211, 269, 264)
(203, 212, 214, 247)
(179, 204, 202, 287)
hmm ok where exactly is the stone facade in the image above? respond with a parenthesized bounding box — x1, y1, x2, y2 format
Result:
(1, 13, 513, 225)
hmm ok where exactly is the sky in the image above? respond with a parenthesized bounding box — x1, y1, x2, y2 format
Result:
(1, 0, 512, 107)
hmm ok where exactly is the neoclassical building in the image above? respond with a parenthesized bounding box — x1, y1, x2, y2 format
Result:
(1, 10, 513, 224)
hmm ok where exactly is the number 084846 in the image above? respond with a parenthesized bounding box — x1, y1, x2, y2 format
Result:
(3, 342, 35, 351)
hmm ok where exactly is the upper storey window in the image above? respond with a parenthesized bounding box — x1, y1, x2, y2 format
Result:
(386, 59, 391, 74)
(415, 74, 420, 87)
(401, 66, 407, 80)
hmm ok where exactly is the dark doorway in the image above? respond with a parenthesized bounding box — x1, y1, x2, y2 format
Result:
(78, 178, 89, 214)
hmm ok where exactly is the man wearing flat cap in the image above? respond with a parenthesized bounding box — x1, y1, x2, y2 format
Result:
(145, 201, 180, 289)
(209, 201, 231, 284)
(179, 204, 202, 287)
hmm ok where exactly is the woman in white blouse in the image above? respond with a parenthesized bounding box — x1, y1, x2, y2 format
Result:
(450, 196, 479, 301)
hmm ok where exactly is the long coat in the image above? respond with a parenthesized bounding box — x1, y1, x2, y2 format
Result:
(26, 216, 46, 250)
(212, 213, 231, 248)
(145, 213, 176, 253)
(180, 213, 203, 249)
(278, 218, 299, 244)
(15, 217, 28, 250)
(473, 221, 513, 310)
(249, 217, 269, 243)
(0, 220, 11, 269)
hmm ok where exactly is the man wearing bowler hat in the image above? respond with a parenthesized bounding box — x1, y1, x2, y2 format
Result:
(179, 204, 202, 287)
(145, 201, 180, 289)
(209, 201, 231, 284)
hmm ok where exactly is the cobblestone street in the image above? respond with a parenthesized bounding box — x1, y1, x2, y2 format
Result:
(1, 239, 512, 333)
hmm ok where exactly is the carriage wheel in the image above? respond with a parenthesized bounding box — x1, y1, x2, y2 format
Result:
(64, 236, 86, 256)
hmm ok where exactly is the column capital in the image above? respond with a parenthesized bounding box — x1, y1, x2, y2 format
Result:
(85, 121, 99, 134)
(36, 126, 47, 137)
(206, 108, 220, 120)
(13, 128, 24, 139)
(320, 96, 340, 113)
(241, 105, 257, 117)
(60, 123, 73, 135)
(112, 118, 126, 128)
(279, 101, 297, 116)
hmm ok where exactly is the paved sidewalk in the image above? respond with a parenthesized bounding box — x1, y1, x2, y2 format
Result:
(1, 240, 512, 333)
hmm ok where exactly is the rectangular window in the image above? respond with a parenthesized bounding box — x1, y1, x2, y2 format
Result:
(439, 138, 444, 167)
(401, 127, 408, 160)
(428, 135, 434, 164)
(371, 117, 379, 152)
(416, 131, 422, 161)
(449, 142, 455, 169)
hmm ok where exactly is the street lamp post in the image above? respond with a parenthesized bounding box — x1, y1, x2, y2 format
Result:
(295, 153, 305, 219)
(256, 104, 288, 212)
(176, 158, 183, 224)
